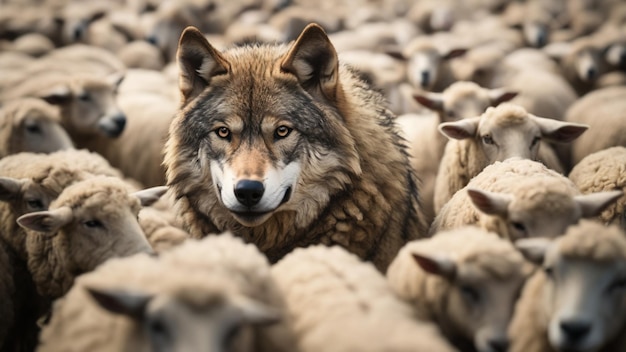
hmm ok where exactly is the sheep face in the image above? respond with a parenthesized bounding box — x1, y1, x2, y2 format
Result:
(574, 47, 603, 83)
(414, 82, 517, 123)
(439, 104, 588, 165)
(87, 288, 280, 352)
(412, 252, 528, 352)
(41, 75, 126, 139)
(468, 187, 622, 242)
(407, 47, 465, 90)
(11, 107, 73, 155)
(16, 181, 163, 272)
(0, 176, 56, 215)
(517, 235, 626, 352)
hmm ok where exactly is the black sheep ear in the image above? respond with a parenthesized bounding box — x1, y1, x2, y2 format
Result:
(280, 23, 339, 102)
(87, 287, 152, 320)
(176, 26, 230, 106)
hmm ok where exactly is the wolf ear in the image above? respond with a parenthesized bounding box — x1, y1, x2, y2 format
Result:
(177, 26, 230, 106)
(281, 23, 339, 102)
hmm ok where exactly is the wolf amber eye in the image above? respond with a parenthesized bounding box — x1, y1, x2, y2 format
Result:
(275, 126, 292, 139)
(216, 127, 231, 139)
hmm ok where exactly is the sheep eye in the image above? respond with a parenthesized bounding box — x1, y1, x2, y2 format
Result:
(78, 93, 91, 102)
(481, 135, 494, 145)
(25, 122, 42, 134)
(608, 278, 626, 293)
(543, 266, 554, 278)
(531, 136, 541, 148)
(223, 323, 242, 348)
(459, 285, 480, 303)
(215, 127, 231, 140)
(446, 110, 456, 119)
(26, 199, 44, 210)
(511, 221, 527, 233)
(84, 219, 103, 228)
(274, 125, 292, 139)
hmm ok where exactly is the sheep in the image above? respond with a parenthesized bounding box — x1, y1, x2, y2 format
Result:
(431, 158, 622, 242)
(433, 103, 588, 213)
(392, 35, 467, 92)
(38, 233, 297, 352)
(0, 98, 73, 158)
(116, 40, 165, 71)
(15, 176, 162, 301)
(0, 33, 55, 57)
(569, 147, 626, 231)
(386, 226, 533, 352)
(271, 245, 457, 352)
(509, 220, 626, 352)
(0, 72, 127, 149)
(396, 81, 517, 224)
(566, 86, 626, 168)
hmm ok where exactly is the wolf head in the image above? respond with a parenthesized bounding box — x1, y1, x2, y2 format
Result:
(165, 24, 362, 229)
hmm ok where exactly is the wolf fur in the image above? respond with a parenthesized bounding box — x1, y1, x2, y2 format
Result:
(164, 24, 425, 271)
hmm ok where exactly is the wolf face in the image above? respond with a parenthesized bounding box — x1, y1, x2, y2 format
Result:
(167, 24, 361, 229)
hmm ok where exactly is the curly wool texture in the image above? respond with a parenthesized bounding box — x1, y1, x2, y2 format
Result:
(509, 221, 626, 352)
(271, 245, 456, 352)
(0, 150, 126, 257)
(387, 227, 530, 334)
(434, 104, 564, 213)
(0, 98, 64, 158)
(38, 233, 296, 352)
(569, 147, 626, 227)
(431, 158, 580, 238)
(24, 176, 143, 300)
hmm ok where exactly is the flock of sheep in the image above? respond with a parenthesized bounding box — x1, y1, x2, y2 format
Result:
(1, 0, 626, 351)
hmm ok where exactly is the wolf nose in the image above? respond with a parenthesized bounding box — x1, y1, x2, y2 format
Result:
(234, 180, 265, 207)
(560, 320, 591, 341)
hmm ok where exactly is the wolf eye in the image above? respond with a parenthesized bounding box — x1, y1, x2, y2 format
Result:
(481, 135, 494, 145)
(84, 219, 104, 228)
(215, 127, 231, 140)
(274, 126, 292, 139)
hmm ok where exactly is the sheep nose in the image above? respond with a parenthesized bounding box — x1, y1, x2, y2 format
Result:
(586, 67, 597, 81)
(73, 26, 84, 41)
(560, 320, 591, 341)
(146, 35, 158, 46)
(234, 180, 264, 207)
(420, 71, 431, 88)
(487, 338, 509, 352)
(113, 113, 127, 131)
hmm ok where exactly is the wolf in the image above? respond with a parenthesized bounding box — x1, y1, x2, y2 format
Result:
(164, 23, 426, 271)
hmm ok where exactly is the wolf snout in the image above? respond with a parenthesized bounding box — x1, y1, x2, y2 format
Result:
(234, 180, 265, 207)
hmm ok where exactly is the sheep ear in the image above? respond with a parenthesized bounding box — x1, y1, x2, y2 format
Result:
(442, 47, 467, 60)
(575, 190, 623, 218)
(16, 206, 73, 234)
(384, 46, 406, 61)
(413, 92, 444, 111)
(532, 116, 588, 143)
(467, 188, 512, 217)
(543, 41, 572, 61)
(39, 84, 73, 105)
(438, 117, 480, 140)
(133, 186, 168, 207)
(107, 72, 125, 91)
(0, 177, 25, 202)
(177, 26, 230, 106)
(515, 238, 553, 265)
(231, 295, 281, 326)
(411, 252, 456, 280)
(87, 287, 151, 320)
(280, 23, 339, 102)
(488, 88, 518, 106)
